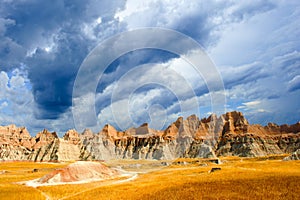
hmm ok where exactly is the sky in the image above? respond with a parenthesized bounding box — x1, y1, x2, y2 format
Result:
(0, 0, 299, 135)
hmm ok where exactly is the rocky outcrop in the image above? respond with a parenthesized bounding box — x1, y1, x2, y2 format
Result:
(63, 129, 81, 145)
(81, 134, 115, 161)
(0, 111, 299, 161)
(0, 127, 83, 162)
(280, 122, 300, 133)
(283, 149, 300, 160)
(0, 124, 33, 148)
(32, 129, 58, 149)
(188, 142, 216, 158)
(125, 123, 163, 136)
(215, 111, 300, 157)
(277, 133, 300, 153)
(221, 111, 249, 134)
(216, 133, 283, 157)
(34, 161, 119, 185)
(0, 125, 33, 160)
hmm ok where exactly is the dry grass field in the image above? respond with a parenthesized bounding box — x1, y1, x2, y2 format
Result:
(0, 156, 299, 200)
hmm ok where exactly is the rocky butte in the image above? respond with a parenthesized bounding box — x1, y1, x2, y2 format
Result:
(0, 111, 299, 162)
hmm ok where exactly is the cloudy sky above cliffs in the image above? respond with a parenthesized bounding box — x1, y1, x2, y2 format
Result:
(0, 0, 299, 135)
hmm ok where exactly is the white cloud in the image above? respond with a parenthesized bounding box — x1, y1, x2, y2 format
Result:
(288, 75, 300, 92)
(0, 69, 35, 128)
(115, 0, 149, 22)
(237, 101, 261, 110)
(243, 92, 300, 125)
(0, 17, 15, 36)
(72, 92, 99, 132)
(243, 101, 260, 107)
(209, 1, 300, 65)
(81, 17, 103, 40)
(109, 59, 199, 101)
(115, 0, 228, 44)
(0, 71, 9, 91)
(98, 98, 131, 130)
(1, 0, 299, 133)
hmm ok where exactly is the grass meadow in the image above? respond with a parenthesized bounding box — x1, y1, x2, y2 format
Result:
(0, 156, 299, 200)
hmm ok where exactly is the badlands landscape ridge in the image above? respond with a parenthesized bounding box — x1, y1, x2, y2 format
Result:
(1, 111, 300, 161)
(0, 111, 300, 199)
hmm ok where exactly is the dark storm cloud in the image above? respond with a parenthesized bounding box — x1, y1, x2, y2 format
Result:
(0, 17, 26, 70)
(26, 30, 90, 119)
(0, 0, 126, 119)
(1, 0, 260, 122)
(0, 0, 299, 133)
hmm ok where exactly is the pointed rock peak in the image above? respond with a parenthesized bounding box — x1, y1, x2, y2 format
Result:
(164, 123, 178, 137)
(34, 130, 58, 148)
(224, 111, 249, 125)
(64, 129, 79, 138)
(109, 124, 117, 131)
(124, 127, 136, 135)
(20, 127, 30, 134)
(228, 110, 243, 117)
(51, 131, 58, 138)
(176, 116, 184, 122)
(265, 123, 280, 132)
(80, 128, 94, 140)
(267, 122, 279, 127)
(63, 129, 80, 144)
(203, 113, 218, 123)
(140, 123, 149, 127)
(0, 124, 32, 138)
(19, 127, 31, 138)
(40, 129, 50, 134)
(187, 114, 198, 121)
(103, 123, 109, 128)
(102, 123, 117, 130)
(37, 129, 58, 138)
(136, 123, 150, 135)
(174, 116, 184, 128)
(280, 122, 300, 133)
(7, 124, 17, 130)
(221, 111, 249, 135)
(100, 124, 118, 137)
(81, 128, 93, 136)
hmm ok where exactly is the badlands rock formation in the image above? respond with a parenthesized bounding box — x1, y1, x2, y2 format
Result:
(283, 149, 300, 161)
(0, 111, 299, 161)
(32, 161, 119, 185)
(0, 125, 33, 160)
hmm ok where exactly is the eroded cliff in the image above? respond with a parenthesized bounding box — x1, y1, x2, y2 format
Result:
(0, 111, 299, 161)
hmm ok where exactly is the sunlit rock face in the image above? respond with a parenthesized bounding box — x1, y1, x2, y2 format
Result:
(1, 111, 299, 161)
(37, 161, 119, 185)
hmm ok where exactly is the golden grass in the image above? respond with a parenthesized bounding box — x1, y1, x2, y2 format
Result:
(0, 161, 69, 200)
(0, 157, 299, 200)
(68, 159, 300, 200)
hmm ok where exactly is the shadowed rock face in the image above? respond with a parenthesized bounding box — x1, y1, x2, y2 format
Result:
(215, 111, 300, 157)
(283, 149, 300, 161)
(0, 111, 300, 161)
